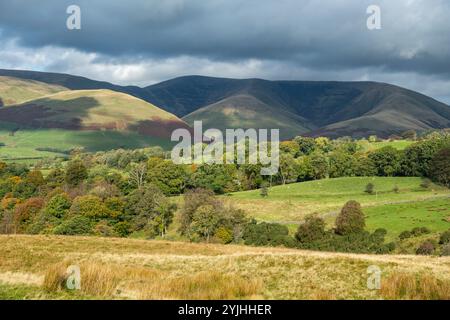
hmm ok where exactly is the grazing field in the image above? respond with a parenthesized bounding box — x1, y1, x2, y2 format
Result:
(365, 197, 450, 241)
(228, 177, 450, 224)
(0, 235, 449, 300)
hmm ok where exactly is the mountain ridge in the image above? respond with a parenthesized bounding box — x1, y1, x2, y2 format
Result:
(1, 69, 449, 139)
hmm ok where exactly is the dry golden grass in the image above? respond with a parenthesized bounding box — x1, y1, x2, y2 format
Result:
(381, 272, 450, 300)
(1, 235, 450, 300)
(42, 261, 261, 299)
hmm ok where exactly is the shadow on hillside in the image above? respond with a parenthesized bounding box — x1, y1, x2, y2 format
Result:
(0, 98, 3, 107)
(0, 97, 100, 129)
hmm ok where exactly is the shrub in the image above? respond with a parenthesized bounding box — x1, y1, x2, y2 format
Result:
(371, 228, 387, 243)
(439, 230, 450, 245)
(399, 227, 430, 240)
(43, 193, 72, 219)
(365, 183, 375, 195)
(113, 221, 132, 237)
(428, 147, 450, 187)
(381, 242, 396, 254)
(179, 188, 218, 236)
(260, 183, 269, 198)
(369, 146, 401, 176)
(399, 230, 412, 240)
(335, 200, 365, 235)
(93, 220, 117, 237)
(295, 214, 326, 243)
(441, 243, 450, 256)
(70, 195, 112, 220)
(243, 221, 294, 247)
(53, 216, 93, 235)
(297, 229, 393, 254)
(411, 227, 430, 236)
(393, 185, 399, 193)
(214, 226, 233, 244)
(420, 178, 432, 189)
(65, 159, 88, 186)
(416, 240, 435, 255)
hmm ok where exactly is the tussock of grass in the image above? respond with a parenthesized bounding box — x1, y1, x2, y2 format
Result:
(381, 272, 450, 300)
(138, 271, 262, 300)
(43, 261, 261, 300)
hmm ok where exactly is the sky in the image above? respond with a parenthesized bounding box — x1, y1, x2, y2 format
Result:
(0, 0, 450, 103)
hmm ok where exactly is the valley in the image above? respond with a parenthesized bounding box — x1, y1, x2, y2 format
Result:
(0, 69, 450, 301)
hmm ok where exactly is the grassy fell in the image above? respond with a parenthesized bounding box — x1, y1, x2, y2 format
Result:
(0, 89, 190, 160)
(0, 76, 67, 106)
(1, 235, 450, 300)
(228, 177, 450, 223)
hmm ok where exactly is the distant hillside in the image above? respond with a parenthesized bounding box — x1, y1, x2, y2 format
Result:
(2, 69, 450, 138)
(0, 89, 189, 138)
(183, 94, 314, 138)
(145, 76, 450, 138)
(0, 76, 67, 106)
(0, 69, 144, 97)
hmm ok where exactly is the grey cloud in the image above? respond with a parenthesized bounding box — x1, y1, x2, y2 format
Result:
(1, 0, 450, 77)
(1, 0, 450, 104)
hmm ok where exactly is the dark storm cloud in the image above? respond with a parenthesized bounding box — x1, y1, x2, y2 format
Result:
(1, 0, 450, 77)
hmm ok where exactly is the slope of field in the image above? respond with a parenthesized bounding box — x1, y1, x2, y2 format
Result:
(0, 76, 67, 106)
(0, 89, 188, 135)
(0, 235, 449, 300)
(228, 177, 450, 223)
(365, 197, 450, 240)
(0, 89, 190, 159)
(183, 94, 315, 139)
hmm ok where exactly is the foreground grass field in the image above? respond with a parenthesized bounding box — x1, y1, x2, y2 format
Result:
(0, 235, 449, 300)
(228, 177, 450, 224)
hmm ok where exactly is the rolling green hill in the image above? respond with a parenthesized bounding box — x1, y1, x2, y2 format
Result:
(228, 177, 450, 223)
(0, 89, 189, 135)
(0, 76, 67, 106)
(0, 87, 190, 159)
